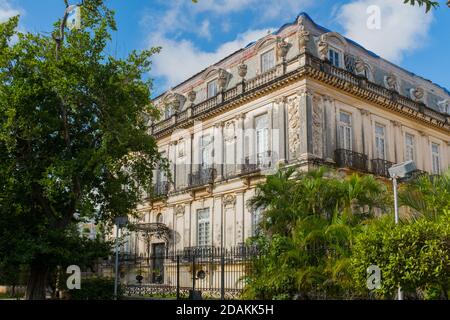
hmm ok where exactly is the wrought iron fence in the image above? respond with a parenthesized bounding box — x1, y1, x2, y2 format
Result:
(121, 245, 258, 300)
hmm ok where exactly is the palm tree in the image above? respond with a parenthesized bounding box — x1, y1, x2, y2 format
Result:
(245, 167, 390, 299)
(399, 170, 450, 221)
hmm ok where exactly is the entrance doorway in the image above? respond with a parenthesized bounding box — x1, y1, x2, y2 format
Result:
(152, 243, 165, 284)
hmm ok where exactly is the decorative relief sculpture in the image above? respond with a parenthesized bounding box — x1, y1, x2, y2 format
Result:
(384, 74, 398, 91)
(177, 139, 185, 158)
(317, 37, 329, 61)
(277, 38, 290, 61)
(187, 89, 196, 105)
(223, 194, 236, 208)
(238, 61, 247, 79)
(217, 69, 229, 92)
(175, 205, 184, 216)
(410, 87, 424, 102)
(224, 121, 235, 143)
(438, 99, 449, 114)
(297, 18, 310, 52)
(287, 95, 300, 157)
(312, 96, 323, 157)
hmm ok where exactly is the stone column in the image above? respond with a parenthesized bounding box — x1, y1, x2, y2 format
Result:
(418, 131, 429, 172)
(267, 102, 274, 166)
(214, 122, 224, 181)
(274, 96, 287, 165)
(168, 141, 177, 191)
(323, 95, 336, 162)
(213, 196, 222, 247)
(234, 192, 244, 245)
(311, 94, 325, 159)
(360, 109, 371, 168)
(390, 121, 402, 164)
(298, 88, 314, 160)
(235, 113, 246, 170)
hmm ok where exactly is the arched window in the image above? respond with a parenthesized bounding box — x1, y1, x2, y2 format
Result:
(156, 213, 163, 224)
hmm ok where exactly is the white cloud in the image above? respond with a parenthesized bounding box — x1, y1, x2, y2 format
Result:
(0, 0, 22, 23)
(142, 0, 313, 90)
(150, 28, 271, 88)
(337, 0, 433, 62)
(198, 19, 211, 40)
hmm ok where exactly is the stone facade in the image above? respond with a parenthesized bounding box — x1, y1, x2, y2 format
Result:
(116, 13, 450, 283)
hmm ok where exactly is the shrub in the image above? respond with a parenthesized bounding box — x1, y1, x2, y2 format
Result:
(67, 277, 122, 300)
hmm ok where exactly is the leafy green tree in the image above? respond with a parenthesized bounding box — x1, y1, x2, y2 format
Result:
(0, 1, 163, 299)
(352, 211, 450, 299)
(243, 167, 390, 299)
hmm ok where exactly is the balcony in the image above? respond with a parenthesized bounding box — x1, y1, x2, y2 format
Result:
(334, 149, 368, 172)
(151, 52, 450, 138)
(152, 181, 169, 198)
(188, 165, 216, 188)
(371, 159, 394, 178)
(256, 151, 272, 170)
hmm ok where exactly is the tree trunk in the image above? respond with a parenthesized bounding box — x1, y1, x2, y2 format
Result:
(25, 262, 49, 300)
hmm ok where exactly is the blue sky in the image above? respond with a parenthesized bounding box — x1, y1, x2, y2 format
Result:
(2, 0, 450, 97)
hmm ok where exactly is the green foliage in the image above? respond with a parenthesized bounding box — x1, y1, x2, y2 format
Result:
(67, 277, 120, 300)
(352, 211, 450, 299)
(243, 167, 390, 299)
(403, 0, 440, 12)
(0, 0, 164, 299)
(399, 172, 450, 221)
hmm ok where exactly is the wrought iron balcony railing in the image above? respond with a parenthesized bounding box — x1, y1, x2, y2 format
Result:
(334, 149, 368, 172)
(152, 181, 169, 197)
(256, 151, 272, 169)
(371, 159, 394, 178)
(188, 165, 216, 188)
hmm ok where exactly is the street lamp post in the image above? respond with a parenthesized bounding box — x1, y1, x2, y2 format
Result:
(388, 160, 416, 301)
(114, 216, 128, 299)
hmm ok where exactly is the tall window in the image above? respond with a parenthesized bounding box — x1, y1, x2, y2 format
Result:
(261, 49, 275, 73)
(405, 133, 415, 162)
(200, 135, 213, 168)
(197, 208, 210, 247)
(338, 111, 352, 150)
(156, 213, 163, 224)
(329, 48, 340, 68)
(252, 207, 264, 236)
(374, 124, 386, 159)
(255, 113, 269, 167)
(207, 80, 217, 98)
(431, 143, 441, 174)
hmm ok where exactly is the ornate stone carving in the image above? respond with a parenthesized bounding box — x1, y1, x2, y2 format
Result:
(317, 38, 329, 61)
(384, 74, 398, 91)
(177, 139, 185, 158)
(174, 205, 184, 216)
(354, 58, 368, 77)
(223, 194, 236, 207)
(238, 61, 247, 79)
(312, 97, 323, 157)
(391, 120, 401, 128)
(277, 38, 290, 61)
(287, 95, 300, 158)
(224, 121, 235, 143)
(438, 99, 449, 114)
(360, 109, 370, 116)
(297, 18, 310, 52)
(187, 89, 196, 104)
(410, 87, 424, 102)
(217, 69, 229, 92)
